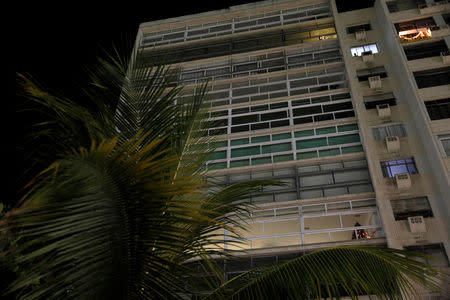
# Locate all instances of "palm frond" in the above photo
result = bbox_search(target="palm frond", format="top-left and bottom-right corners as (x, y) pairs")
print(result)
(208, 246), (448, 300)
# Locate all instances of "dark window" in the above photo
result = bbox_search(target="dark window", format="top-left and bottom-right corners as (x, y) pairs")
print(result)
(331, 93), (351, 100)
(403, 40), (448, 60)
(323, 101), (353, 113)
(209, 128), (227, 136)
(231, 125), (250, 133)
(232, 114), (258, 125)
(364, 92), (397, 109)
(261, 111), (287, 121)
(293, 116), (313, 124)
(211, 110), (228, 117)
(386, 2), (399, 13)
(292, 105), (322, 117)
(391, 197), (433, 220)
(380, 158), (418, 178)
(357, 66), (387, 82)
(425, 98), (450, 120)
(232, 107), (249, 115)
(210, 119), (228, 128)
(251, 105), (268, 112)
(404, 244), (449, 267)
(271, 119), (290, 128)
(314, 114), (334, 122)
(346, 23), (371, 34)
(334, 111), (355, 119)
(270, 102), (288, 109)
(251, 122), (270, 131)
(413, 67), (450, 89)
(336, 0), (375, 13)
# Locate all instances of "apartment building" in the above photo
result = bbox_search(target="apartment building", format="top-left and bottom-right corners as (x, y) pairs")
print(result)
(135, 0), (450, 297)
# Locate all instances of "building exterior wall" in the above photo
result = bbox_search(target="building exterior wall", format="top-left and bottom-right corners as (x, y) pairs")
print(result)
(136, 0), (449, 296)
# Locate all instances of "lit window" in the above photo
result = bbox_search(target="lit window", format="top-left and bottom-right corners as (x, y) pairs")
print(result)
(350, 44), (379, 57)
(380, 158), (418, 178)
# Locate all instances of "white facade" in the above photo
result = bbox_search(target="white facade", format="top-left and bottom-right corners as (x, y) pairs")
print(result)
(136, 0), (450, 296)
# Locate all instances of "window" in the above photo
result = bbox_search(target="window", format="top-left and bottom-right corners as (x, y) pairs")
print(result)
(403, 40), (448, 60)
(404, 244), (449, 267)
(438, 134), (450, 156)
(350, 44), (379, 57)
(380, 158), (418, 178)
(425, 98), (450, 120)
(356, 66), (387, 82)
(364, 92), (397, 109)
(391, 197), (433, 220)
(372, 123), (406, 140)
(414, 67), (450, 89)
(346, 23), (371, 34)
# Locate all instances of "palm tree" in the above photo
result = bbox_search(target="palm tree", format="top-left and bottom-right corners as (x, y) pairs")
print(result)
(3, 44), (446, 300)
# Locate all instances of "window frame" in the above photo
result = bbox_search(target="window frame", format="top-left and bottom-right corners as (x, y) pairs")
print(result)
(350, 43), (379, 57)
(380, 157), (418, 178)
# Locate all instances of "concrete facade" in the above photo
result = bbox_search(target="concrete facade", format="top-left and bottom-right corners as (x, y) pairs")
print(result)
(136, 0), (449, 297)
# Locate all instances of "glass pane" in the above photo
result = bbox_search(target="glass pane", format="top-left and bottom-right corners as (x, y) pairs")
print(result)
(208, 162), (227, 170)
(318, 148), (340, 157)
(211, 150), (227, 160)
(297, 151), (318, 159)
(231, 146), (260, 158)
(334, 169), (370, 183)
(272, 133), (292, 140)
(262, 142), (292, 154)
(273, 154), (294, 162)
(338, 123), (358, 132)
(277, 235), (301, 246)
(300, 173), (334, 187)
(294, 129), (314, 137)
(251, 135), (270, 143)
(300, 189), (323, 199)
(274, 192), (297, 202)
(296, 137), (328, 149)
(348, 184), (373, 193)
(252, 157), (272, 165)
(231, 138), (250, 146)
(341, 145), (364, 154)
(328, 134), (360, 145)
(316, 126), (336, 135)
(230, 159), (250, 168)
(323, 186), (348, 197)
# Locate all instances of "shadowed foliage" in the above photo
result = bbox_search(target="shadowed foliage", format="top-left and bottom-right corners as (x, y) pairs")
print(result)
(2, 42), (447, 299)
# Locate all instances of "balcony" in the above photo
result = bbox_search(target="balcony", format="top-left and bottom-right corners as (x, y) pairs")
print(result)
(418, 0), (450, 15)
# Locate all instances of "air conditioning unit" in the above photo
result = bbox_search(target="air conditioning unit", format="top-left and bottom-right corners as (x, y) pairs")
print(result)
(408, 216), (426, 233)
(385, 136), (400, 152)
(395, 173), (411, 189)
(376, 103), (391, 120)
(369, 76), (382, 89)
(361, 51), (374, 64)
(355, 29), (366, 41)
